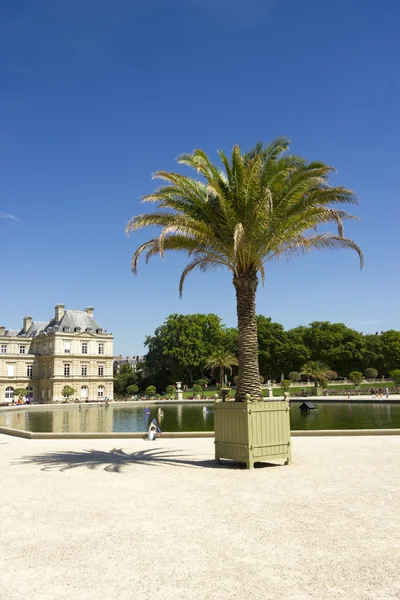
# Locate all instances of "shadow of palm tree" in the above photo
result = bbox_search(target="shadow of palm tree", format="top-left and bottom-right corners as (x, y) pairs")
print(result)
(16, 446), (280, 473)
(16, 446), (236, 473)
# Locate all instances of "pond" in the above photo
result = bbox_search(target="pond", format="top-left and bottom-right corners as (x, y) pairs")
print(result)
(1, 402), (400, 434)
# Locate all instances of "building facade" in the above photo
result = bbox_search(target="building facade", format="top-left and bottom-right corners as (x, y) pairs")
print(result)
(0, 304), (113, 403)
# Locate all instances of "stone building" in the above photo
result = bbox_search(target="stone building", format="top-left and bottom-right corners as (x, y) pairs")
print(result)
(0, 304), (113, 403)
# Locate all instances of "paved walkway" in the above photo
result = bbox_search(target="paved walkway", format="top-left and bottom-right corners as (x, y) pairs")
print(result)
(1, 434), (399, 600)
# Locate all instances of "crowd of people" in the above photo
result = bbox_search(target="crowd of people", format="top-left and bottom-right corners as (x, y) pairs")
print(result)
(370, 387), (389, 399)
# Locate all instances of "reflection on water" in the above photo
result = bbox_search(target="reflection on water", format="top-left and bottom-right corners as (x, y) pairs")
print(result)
(0, 402), (400, 434)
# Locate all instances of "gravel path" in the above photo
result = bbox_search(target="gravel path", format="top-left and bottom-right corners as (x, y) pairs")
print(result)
(1, 434), (399, 600)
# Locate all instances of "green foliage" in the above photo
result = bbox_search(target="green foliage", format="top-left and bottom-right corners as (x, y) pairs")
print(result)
(205, 349), (238, 386)
(165, 385), (176, 396)
(389, 369), (400, 385)
(292, 322), (366, 375)
(126, 384), (139, 395)
(14, 388), (27, 397)
(288, 371), (301, 382)
(114, 363), (139, 396)
(301, 360), (332, 382)
(193, 384), (202, 394)
(145, 313), (225, 385)
(194, 378), (208, 387)
(363, 335), (384, 374)
(365, 367), (378, 379)
(257, 316), (311, 381)
(381, 331), (400, 372)
(280, 379), (291, 394)
(145, 385), (156, 396)
(349, 371), (363, 386)
(61, 385), (76, 399)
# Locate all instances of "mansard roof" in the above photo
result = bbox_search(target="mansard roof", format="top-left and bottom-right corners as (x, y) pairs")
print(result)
(46, 310), (103, 333)
(2, 308), (108, 338)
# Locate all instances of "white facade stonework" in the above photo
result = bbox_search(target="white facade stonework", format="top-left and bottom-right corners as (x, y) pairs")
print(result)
(0, 305), (113, 403)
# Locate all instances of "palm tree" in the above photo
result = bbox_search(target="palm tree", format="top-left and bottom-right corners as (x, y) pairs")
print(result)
(300, 360), (333, 394)
(205, 350), (238, 388)
(127, 138), (363, 401)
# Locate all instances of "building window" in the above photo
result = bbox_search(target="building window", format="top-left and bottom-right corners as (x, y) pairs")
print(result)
(81, 386), (88, 399)
(5, 387), (14, 400)
(63, 327), (70, 332)
(98, 364), (104, 377)
(7, 364), (14, 377)
(19, 345), (26, 354)
(64, 341), (71, 353)
(81, 364), (87, 377)
(27, 364), (33, 377)
(26, 386), (33, 400)
(98, 385), (104, 398)
(1, 345), (7, 353)
(81, 343), (88, 354)
(64, 364), (70, 377)
(98, 343), (104, 355)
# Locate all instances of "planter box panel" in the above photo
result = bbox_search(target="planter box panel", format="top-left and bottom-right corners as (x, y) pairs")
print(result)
(214, 404), (248, 445)
(214, 399), (291, 469)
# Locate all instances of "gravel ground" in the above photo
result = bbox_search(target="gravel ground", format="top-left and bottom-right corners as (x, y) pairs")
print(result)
(0, 434), (399, 600)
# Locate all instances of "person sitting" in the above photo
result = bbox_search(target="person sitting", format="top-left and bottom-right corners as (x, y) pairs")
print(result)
(147, 418), (162, 440)
(147, 424), (157, 440)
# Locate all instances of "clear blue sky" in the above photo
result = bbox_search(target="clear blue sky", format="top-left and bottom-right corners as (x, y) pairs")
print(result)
(1, 0), (399, 355)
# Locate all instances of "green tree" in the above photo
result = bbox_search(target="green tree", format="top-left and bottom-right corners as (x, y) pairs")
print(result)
(126, 384), (139, 396)
(363, 334), (384, 374)
(364, 367), (378, 379)
(291, 322), (366, 375)
(205, 350), (238, 387)
(380, 331), (400, 373)
(165, 384), (176, 396)
(389, 369), (400, 385)
(349, 371), (363, 386)
(145, 385), (156, 396)
(127, 138), (362, 401)
(301, 360), (333, 395)
(114, 363), (139, 396)
(288, 371), (301, 383)
(14, 388), (27, 398)
(145, 313), (225, 385)
(61, 385), (76, 400)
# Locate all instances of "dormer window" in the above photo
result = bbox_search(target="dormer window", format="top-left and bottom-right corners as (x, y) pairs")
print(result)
(74, 327), (81, 333)
(85, 328), (92, 333)
(96, 329), (103, 334)
(63, 327), (70, 332)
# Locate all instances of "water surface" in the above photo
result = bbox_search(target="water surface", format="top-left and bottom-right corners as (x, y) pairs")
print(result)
(1, 402), (399, 433)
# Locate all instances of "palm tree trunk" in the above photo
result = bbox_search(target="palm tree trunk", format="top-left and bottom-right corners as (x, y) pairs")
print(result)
(233, 271), (263, 402)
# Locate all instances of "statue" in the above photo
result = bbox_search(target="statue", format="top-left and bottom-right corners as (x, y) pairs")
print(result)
(176, 381), (183, 401)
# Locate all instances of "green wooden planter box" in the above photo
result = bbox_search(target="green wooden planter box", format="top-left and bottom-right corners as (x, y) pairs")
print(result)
(214, 399), (292, 469)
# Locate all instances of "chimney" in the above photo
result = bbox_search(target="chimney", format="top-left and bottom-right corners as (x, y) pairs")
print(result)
(55, 304), (65, 322)
(0, 326), (5, 336)
(85, 306), (94, 318)
(23, 316), (33, 333)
